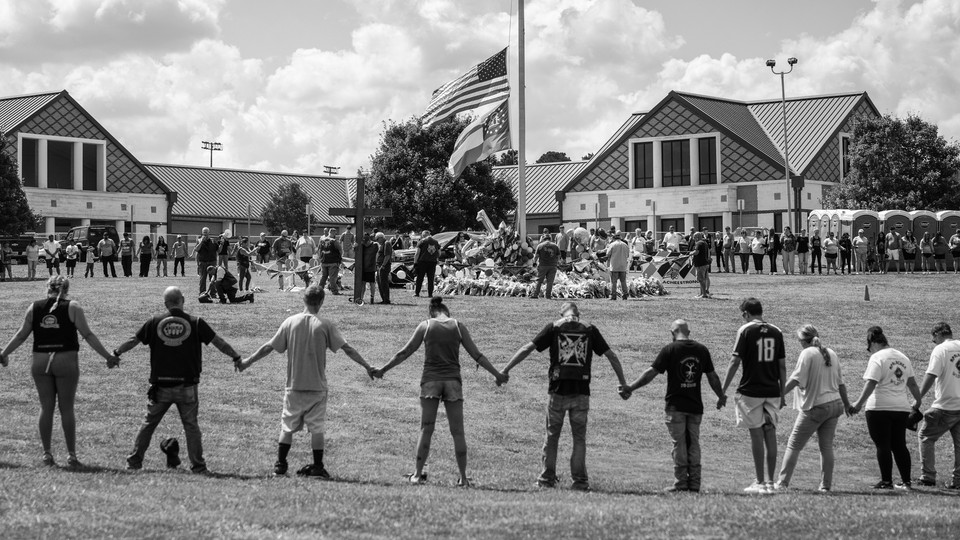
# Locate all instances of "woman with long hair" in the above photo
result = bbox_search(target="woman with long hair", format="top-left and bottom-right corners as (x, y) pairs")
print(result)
(919, 232), (934, 274)
(0, 276), (118, 467)
(849, 326), (921, 489)
(751, 230), (766, 275)
(374, 297), (506, 486)
(136, 235), (153, 278)
(154, 236), (169, 277)
(775, 325), (851, 491)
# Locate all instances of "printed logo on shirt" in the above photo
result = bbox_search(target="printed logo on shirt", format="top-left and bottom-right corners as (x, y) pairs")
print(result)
(557, 332), (588, 367)
(157, 316), (192, 347)
(890, 360), (907, 386)
(426, 244), (437, 255)
(40, 314), (60, 329)
(949, 352), (960, 379)
(679, 356), (701, 388)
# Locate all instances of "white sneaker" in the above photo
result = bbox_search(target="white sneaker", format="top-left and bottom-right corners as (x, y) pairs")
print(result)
(762, 481), (776, 494)
(772, 481), (790, 492)
(743, 481), (766, 493)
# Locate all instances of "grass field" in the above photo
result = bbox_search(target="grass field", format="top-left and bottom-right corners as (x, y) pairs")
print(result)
(1, 263), (959, 539)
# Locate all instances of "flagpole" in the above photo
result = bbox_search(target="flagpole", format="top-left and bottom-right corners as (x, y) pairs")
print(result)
(516, 0), (527, 243)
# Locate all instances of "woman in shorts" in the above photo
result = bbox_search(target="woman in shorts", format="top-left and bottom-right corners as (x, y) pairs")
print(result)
(375, 297), (505, 486)
(823, 231), (840, 275)
(932, 232), (948, 273)
(750, 230), (766, 274)
(0, 276), (118, 467)
(154, 236), (169, 277)
(26, 238), (39, 280)
(775, 325), (851, 491)
(901, 231), (917, 273)
(136, 235), (153, 278)
(919, 232), (934, 274)
(796, 229), (810, 274)
(849, 326), (921, 489)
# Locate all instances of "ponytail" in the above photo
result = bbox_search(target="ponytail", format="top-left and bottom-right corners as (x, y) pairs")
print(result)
(797, 324), (831, 366)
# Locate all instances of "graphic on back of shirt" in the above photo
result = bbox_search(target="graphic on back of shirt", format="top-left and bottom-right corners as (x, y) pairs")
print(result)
(40, 313), (61, 329)
(157, 315), (192, 347)
(949, 352), (960, 379)
(553, 324), (592, 381)
(679, 356), (701, 389)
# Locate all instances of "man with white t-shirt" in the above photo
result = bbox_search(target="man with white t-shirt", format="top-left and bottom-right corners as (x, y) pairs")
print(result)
(915, 322), (960, 490)
(662, 226), (683, 255)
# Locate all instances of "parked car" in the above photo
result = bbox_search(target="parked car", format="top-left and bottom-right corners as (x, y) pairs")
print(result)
(59, 226), (121, 258)
(0, 234), (38, 264)
(390, 231), (486, 285)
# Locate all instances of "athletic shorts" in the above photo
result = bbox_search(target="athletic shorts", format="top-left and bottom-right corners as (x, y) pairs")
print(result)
(825, 253), (838, 260)
(935, 253), (946, 260)
(280, 389), (327, 434)
(886, 249), (900, 261)
(734, 394), (779, 429)
(361, 272), (375, 283)
(420, 379), (463, 402)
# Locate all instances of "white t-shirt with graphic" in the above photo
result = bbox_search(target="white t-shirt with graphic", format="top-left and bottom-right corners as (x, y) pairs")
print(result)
(863, 348), (915, 412)
(927, 339), (960, 411)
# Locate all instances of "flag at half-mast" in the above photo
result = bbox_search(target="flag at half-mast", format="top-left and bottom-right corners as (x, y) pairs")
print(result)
(447, 98), (510, 178)
(422, 48), (509, 128)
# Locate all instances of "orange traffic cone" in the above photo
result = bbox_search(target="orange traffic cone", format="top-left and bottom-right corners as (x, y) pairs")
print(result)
(864, 285), (870, 301)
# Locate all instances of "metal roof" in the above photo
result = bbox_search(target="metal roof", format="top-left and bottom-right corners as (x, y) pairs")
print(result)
(0, 91), (62, 134)
(144, 163), (353, 224)
(748, 93), (863, 175)
(677, 93), (783, 164)
(494, 160), (587, 215)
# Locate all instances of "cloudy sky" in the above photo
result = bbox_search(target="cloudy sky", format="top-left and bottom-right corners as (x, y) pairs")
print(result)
(1, 0), (957, 175)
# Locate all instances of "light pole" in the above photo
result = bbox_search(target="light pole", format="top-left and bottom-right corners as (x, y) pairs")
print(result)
(323, 165), (340, 176)
(766, 57), (798, 232)
(201, 141), (222, 168)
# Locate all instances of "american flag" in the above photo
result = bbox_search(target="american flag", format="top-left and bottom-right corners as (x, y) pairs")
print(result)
(422, 48), (509, 128)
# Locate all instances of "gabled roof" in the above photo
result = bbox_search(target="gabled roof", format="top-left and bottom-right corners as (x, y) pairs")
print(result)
(493, 160), (587, 215)
(144, 163), (353, 224)
(0, 91), (61, 134)
(559, 113), (644, 193)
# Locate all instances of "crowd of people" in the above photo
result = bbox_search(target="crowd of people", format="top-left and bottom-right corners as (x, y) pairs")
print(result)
(2, 279), (958, 494)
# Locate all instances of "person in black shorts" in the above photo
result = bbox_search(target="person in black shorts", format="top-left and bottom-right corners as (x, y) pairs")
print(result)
(358, 232), (377, 304)
(624, 319), (726, 492)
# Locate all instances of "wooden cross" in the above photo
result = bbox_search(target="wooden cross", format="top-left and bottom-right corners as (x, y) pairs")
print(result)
(329, 176), (392, 304)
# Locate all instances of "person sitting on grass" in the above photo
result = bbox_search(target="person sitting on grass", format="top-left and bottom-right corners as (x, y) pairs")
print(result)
(239, 284), (374, 478)
(373, 297), (506, 487)
(502, 301), (630, 491)
(201, 265), (254, 304)
(622, 319), (726, 493)
(114, 286), (243, 474)
(721, 297), (786, 494)
(0, 276), (119, 468)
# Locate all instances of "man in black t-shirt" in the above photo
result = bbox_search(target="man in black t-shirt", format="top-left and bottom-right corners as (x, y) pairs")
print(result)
(721, 297), (786, 494)
(625, 320), (726, 492)
(533, 237), (561, 299)
(114, 286), (242, 473)
(503, 302), (629, 491)
(413, 230), (441, 297)
(255, 233), (271, 264)
(691, 232), (712, 299)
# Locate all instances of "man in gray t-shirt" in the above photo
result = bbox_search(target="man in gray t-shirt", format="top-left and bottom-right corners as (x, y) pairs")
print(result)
(533, 238), (560, 299)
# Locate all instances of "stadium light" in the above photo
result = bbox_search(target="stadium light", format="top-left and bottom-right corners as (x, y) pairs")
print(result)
(201, 141), (223, 168)
(767, 57), (799, 232)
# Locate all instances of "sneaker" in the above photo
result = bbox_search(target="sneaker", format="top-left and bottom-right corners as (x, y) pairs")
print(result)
(818, 487), (831, 493)
(570, 483), (591, 492)
(41, 453), (56, 467)
(895, 481), (912, 490)
(772, 482), (791, 492)
(67, 455), (82, 469)
(944, 483), (960, 491)
(191, 466), (211, 476)
(274, 461), (288, 476)
(456, 477), (472, 488)
(873, 480), (894, 490)
(536, 478), (557, 488)
(663, 486), (688, 493)
(916, 478), (937, 487)
(126, 459), (142, 470)
(296, 464), (330, 479)
(406, 472), (427, 484)
(743, 481), (766, 493)
(762, 482), (775, 494)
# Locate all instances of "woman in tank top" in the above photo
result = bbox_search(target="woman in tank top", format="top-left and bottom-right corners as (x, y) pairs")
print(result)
(0, 276), (119, 468)
(374, 297), (506, 487)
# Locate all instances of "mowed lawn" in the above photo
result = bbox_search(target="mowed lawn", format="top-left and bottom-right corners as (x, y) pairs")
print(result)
(1, 264), (959, 539)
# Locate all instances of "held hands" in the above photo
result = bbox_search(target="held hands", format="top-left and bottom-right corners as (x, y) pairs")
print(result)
(716, 395), (727, 410)
(236, 358), (252, 373)
(106, 355), (121, 369)
(494, 370), (509, 386)
(368, 367), (385, 379)
(848, 403), (862, 416)
(617, 384), (632, 400)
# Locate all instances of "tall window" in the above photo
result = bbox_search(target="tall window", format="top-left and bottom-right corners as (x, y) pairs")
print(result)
(47, 140), (74, 189)
(82, 143), (99, 191)
(21, 138), (39, 187)
(841, 136), (851, 178)
(662, 139), (690, 187)
(633, 142), (653, 188)
(698, 137), (717, 184)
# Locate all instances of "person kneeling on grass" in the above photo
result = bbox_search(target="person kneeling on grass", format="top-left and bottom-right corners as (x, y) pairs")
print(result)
(114, 286), (243, 474)
(201, 265), (254, 304)
(623, 319), (726, 493)
(372, 297), (506, 487)
(502, 301), (630, 491)
(239, 284), (374, 478)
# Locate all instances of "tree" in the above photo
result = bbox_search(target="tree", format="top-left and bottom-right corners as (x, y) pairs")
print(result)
(365, 117), (516, 232)
(823, 114), (960, 211)
(260, 183), (313, 234)
(494, 149), (518, 166)
(0, 144), (43, 235)
(581, 152), (595, 161)
(535, 150), (571, 164)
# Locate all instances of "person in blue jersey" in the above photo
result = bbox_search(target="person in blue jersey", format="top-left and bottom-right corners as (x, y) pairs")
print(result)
(721, 297), (787, 494)
(0, 276), (119, 468)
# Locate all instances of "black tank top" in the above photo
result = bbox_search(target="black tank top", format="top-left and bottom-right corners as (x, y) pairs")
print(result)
(32, 298), (80, 353)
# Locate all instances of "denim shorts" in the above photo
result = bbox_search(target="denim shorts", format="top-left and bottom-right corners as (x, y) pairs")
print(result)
(420, 379), (463, 402)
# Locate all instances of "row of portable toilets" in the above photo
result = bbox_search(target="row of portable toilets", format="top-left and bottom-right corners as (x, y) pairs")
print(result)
(808, 209), (960, 259)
